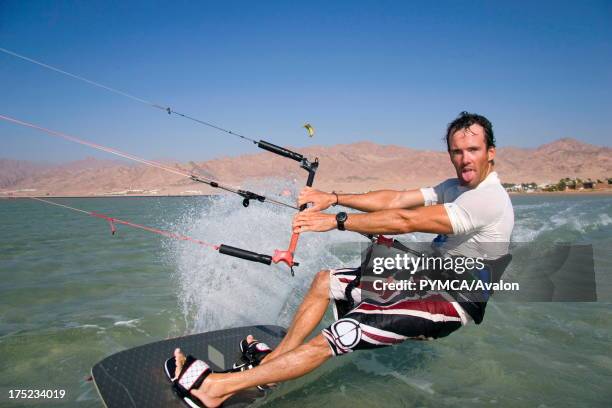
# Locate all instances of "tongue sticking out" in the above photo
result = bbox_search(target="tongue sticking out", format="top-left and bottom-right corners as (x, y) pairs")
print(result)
(461, 168), (476, 184)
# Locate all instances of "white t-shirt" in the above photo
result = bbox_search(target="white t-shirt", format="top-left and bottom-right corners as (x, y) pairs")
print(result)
(420, 172), (514, 259)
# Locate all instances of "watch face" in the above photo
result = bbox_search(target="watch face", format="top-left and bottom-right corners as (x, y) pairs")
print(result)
(336, 212), (348, 222)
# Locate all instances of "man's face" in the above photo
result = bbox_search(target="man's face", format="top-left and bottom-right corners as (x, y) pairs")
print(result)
(448, 124), (495, 188)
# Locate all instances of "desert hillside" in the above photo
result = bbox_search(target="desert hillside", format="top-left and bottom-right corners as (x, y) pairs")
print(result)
(1, 138), (610, 197)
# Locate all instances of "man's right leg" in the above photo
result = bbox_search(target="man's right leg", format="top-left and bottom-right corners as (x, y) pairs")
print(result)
(263, 269), (331, 362)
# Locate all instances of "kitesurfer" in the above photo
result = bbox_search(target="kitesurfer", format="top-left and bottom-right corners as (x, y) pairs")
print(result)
(172, 111), (514, 407)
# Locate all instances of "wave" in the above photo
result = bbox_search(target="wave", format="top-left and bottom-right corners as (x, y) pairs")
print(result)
(512, 199), (612, 242)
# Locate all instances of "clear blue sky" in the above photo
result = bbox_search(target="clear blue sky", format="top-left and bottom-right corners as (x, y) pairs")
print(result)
(1, 0), (610, 162)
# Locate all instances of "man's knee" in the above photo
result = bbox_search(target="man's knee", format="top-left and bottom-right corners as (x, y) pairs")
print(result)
(304, 334), (333, 359)
(310, 269), (330, 297)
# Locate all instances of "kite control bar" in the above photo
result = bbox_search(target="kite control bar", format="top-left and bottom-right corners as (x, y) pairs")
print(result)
(268, 142), (318, 275)
(218, 141), (318, 275)
(270, 165), (315, 275)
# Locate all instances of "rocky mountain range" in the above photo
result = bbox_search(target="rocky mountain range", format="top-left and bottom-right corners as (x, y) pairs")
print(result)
(1, 138), (610, 197)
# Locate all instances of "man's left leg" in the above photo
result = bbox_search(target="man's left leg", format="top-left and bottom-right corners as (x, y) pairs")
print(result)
(191, 334), (332, 407)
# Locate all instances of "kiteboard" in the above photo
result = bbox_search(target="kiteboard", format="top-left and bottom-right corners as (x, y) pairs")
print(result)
(92, 325), (287, 408)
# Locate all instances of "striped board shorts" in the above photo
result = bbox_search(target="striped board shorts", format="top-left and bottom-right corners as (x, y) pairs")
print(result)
(321, 267), (469, 356)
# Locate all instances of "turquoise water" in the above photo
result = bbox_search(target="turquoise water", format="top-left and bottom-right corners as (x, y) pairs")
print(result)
(1, 194), (611, 407)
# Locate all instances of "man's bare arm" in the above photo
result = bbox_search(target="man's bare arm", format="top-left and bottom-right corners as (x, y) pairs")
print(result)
(337, 189), (426, 212)
(298, 187), (426, 212)
(293, 204), (453, 236)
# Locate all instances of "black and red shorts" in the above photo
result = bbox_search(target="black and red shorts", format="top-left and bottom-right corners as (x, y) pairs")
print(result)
(322, 267), (468, 356)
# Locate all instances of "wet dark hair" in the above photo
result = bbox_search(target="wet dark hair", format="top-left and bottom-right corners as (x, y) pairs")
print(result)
(445, 111), (495, 151)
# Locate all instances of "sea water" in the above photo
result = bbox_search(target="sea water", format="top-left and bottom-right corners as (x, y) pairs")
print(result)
(0, 192), (610, 407)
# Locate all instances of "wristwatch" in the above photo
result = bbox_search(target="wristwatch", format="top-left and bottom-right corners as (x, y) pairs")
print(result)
(336, 212), (348, 231)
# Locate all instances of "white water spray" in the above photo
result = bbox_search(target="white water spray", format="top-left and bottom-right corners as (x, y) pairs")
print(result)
(165, 178), (362, 333)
